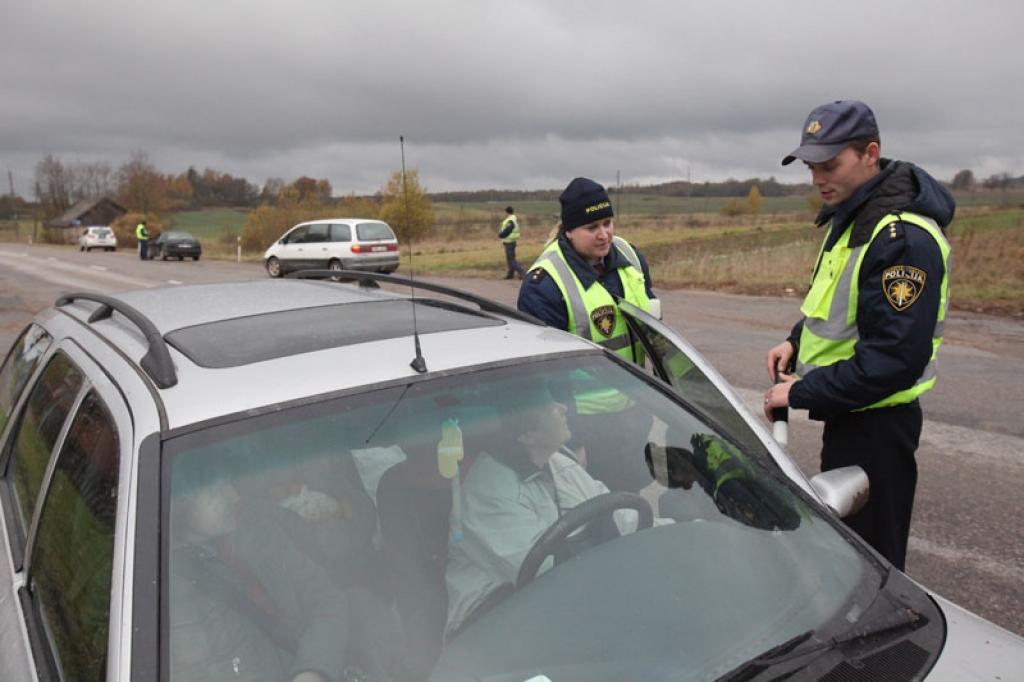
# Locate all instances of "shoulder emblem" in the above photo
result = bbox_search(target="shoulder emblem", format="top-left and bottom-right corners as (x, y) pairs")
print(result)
(882, 265), (926, 311)
(528, 267), (547, 283)
(590, 305), (617, 337)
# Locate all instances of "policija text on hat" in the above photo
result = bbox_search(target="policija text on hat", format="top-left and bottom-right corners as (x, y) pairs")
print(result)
(763, 100), (954, 571)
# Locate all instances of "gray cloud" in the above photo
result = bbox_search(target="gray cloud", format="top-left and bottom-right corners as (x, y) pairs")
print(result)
(2, 0), (1022, 196)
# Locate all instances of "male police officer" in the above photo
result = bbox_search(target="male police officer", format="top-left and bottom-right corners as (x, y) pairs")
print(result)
(498, 206), (525, 279)
(763, 100), (954, 570)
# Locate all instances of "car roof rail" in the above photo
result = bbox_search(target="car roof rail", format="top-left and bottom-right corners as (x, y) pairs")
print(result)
(55, 292), (178, 388)
(290, 269), (544, 326)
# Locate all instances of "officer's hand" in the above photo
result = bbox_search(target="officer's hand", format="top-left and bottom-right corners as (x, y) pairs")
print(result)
(763, 374), (796, 421)
(766, 341), (795, 382)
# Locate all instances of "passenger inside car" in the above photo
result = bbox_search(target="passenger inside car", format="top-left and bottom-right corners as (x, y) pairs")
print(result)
(168, 453), (388, 682)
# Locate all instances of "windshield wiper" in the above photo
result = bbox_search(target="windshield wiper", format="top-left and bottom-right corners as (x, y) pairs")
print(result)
(716, 606), (924, 682)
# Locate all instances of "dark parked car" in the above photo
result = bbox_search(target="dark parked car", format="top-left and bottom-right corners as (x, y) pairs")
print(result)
(152, 230), (202, 261)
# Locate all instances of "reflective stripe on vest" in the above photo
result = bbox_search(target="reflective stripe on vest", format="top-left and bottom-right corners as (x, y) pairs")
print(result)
(531, 236), (650, 361)
(501, 215), (520, 243)
(797, 212), (951, 410)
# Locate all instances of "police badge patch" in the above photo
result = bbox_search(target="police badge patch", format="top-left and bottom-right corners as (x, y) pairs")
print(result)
(882, 265), (926, 311)
(590, 305), (616, 337)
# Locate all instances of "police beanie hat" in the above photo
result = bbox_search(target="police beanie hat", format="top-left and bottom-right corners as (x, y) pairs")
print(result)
(559, 177), (613, 231)
(506, 206), (514, 214)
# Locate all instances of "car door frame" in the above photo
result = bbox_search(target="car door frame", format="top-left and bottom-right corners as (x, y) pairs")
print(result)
(0, 338), (135, 682)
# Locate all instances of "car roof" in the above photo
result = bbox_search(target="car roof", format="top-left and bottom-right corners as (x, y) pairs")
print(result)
(52, 279), (592, 430)
(295, 218), (390, 226)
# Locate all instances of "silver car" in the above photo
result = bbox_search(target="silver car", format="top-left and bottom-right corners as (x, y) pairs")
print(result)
(0, 273), (1021, 682)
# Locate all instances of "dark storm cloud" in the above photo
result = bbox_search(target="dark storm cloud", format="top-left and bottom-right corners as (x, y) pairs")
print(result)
(1, 0), (1022, 195)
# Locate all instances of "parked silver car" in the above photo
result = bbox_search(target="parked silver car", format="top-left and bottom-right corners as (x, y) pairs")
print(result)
(1, 273), (1021, 682)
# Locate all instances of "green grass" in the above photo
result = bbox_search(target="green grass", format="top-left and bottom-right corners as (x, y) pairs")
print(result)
(166, 208), (250, 240)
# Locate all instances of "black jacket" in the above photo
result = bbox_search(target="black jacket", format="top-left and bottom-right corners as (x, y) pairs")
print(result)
(787, 160), (955, 418)
(516, 234), (655, 331)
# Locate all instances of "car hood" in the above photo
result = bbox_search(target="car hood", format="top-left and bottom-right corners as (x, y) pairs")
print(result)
(925, 593), (1024, 680)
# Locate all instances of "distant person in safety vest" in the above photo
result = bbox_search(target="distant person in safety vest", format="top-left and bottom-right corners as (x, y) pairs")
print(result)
(498, 206), (525, 280)
(763, 100), (954, 570)
(135, 220), (150, 260)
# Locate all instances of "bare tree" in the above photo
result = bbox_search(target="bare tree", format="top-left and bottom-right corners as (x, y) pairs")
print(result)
(34, 154), (72, 218)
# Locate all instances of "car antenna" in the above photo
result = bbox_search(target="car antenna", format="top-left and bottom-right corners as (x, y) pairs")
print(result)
(401, 135), (428, 374)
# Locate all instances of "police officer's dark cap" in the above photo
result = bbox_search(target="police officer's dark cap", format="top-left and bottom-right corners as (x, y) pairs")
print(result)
(560, 177), (614, 231)
(782, 100), (879, 166)
(505, 206), (514, 214)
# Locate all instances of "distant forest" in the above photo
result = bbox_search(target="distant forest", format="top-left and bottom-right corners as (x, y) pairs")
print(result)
(428, 177), (812, 202)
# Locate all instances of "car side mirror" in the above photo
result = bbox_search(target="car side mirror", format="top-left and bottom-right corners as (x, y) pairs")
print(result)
(809, 466), (869, 518)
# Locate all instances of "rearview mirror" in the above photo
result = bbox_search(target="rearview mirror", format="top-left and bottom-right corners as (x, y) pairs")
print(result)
(809, 466), (869, 518)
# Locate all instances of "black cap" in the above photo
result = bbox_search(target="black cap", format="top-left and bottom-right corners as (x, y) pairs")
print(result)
(505, 206), (514, 214)
(559, 177), (613, 231)
(782, 100), (879, 166)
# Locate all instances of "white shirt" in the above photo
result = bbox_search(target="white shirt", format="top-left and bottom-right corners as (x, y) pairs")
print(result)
(444, 450), (641, 636)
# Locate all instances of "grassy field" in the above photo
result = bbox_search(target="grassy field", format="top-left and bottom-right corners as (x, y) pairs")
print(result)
(3, 196), (1022, 317)
(403, 204), (1024, 318)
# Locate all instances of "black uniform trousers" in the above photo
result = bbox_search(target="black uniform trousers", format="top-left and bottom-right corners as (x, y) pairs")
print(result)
(503, 242), (525, 278)
(820, 400), (922, 571)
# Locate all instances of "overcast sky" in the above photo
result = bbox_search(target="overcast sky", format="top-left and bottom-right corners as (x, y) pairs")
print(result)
(2, 0), (1022, 197)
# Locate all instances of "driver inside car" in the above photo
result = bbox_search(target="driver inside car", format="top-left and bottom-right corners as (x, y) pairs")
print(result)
(444, 383), (669, 638)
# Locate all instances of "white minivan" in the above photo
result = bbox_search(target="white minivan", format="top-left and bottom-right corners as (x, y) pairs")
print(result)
(263, 218), (400, 277)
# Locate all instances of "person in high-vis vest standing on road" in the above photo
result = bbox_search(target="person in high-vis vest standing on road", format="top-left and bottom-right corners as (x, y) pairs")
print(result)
(136, 220), (150, 261)
(498, 206), (525, 280)
(518, 177), (658, 491)
(763, 100), (954, 570)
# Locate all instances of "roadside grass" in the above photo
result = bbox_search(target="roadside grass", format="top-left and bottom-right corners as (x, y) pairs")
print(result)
(4, 198), (1021, 317)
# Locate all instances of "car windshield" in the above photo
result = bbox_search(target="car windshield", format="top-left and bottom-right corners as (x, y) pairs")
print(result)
(356, 221), (395, 241)
(163, 231), (193, 240)
(162, 355), (879, 681)
(90, 227), (111, 236)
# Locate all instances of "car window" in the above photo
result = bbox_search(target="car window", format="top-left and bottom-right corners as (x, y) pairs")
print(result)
(7, 353), (84, 542)
(28, 390), (119, 682)
(305, 224), (330, 243)
(330, 224), (351, 242)
(284, 225), (309, 244)
(355, 222), (395, 241)
(0, 324), (53, 437)
(161, 355), (875, 682)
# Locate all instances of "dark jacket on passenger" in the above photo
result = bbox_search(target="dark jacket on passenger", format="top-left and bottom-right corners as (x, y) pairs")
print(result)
(516, 233), (655, 331)
(787, 159), (956, 418)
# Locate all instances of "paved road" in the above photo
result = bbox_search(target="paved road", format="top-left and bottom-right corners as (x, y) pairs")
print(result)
(2, 243), (1022, 636)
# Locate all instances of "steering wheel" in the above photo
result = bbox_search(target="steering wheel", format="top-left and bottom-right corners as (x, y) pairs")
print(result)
(516, 492), (653, 588)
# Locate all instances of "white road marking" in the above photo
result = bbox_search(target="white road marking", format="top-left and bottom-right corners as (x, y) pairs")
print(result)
(0, 249), (155, 290)
(167, 280), (182, 285)
(90, 265), (108, 271)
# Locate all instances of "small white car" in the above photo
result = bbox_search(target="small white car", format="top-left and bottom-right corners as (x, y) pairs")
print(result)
(263, 218), (400, 278)
(77, 225), (117, 252)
